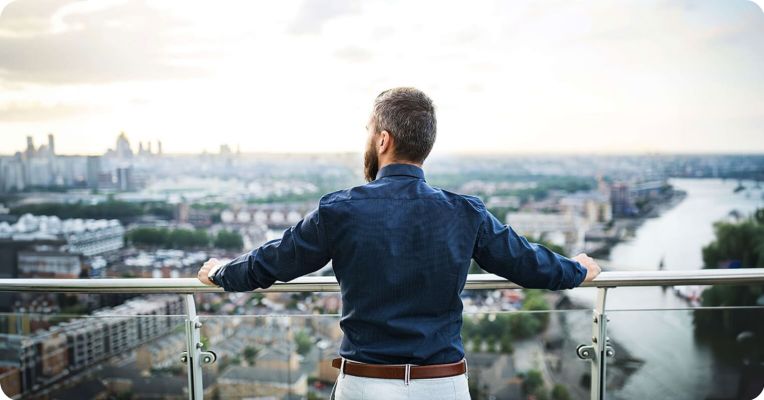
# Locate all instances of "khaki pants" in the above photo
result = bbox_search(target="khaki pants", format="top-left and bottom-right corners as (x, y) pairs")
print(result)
(330, 372), (471, 400)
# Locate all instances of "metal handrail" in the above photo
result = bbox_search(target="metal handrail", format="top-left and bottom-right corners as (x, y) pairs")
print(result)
(0, 268), (763, 294)
(3, 268), (763, 400)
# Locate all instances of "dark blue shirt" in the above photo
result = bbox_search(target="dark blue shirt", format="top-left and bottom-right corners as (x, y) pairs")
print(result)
(214, 163), (587, 365)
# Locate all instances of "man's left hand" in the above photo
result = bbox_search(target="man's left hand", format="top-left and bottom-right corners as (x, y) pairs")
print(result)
(198, 258), (223, 286)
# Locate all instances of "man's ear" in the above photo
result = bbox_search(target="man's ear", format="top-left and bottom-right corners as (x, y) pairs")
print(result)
(379, 131), (392, 154)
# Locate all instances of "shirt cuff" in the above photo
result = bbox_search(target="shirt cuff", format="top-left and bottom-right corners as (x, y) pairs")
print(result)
(573, 261), (588, 287)
(207, 263), (224, 286)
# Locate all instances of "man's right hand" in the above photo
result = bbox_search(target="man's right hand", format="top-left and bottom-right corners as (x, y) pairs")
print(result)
(572, 253), (601, 282)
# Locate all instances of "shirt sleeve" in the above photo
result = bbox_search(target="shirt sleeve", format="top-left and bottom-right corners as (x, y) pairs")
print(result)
(214, 207), (331, 292)
(472, 205), (587, 290)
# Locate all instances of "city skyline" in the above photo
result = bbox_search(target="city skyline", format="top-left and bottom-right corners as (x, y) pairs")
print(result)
(1, 1), (764, 155)
(6, 131), (764, 157)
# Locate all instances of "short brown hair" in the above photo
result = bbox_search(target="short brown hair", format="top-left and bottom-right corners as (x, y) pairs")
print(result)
(372, 87), (437, 163)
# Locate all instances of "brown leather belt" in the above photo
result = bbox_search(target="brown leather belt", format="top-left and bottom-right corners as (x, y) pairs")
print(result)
(331, 357), (467, 380)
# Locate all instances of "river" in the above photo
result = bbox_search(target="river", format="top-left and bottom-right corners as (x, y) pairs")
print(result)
(568, 178), (764, 399)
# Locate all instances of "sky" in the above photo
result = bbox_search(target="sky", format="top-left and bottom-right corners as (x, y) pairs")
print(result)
(0, 0), (763, 156)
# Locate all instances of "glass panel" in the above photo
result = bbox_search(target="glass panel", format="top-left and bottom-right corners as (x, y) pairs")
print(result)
(606, 307), (764, 400)
(200, 289), (593, 400)
(0, 295), (187, 399)
(198, 312), (323, 400)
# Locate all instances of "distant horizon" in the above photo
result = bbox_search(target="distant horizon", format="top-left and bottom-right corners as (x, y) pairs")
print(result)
(3, 145), (764, 158)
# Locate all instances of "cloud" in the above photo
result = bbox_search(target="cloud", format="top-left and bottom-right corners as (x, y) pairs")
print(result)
(0, 0), (77, 34)
(0, 0), (216, 84)
(0, 101), (99, 121)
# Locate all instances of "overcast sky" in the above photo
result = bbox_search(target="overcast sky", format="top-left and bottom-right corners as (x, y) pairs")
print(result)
(1, 0), (763, 155)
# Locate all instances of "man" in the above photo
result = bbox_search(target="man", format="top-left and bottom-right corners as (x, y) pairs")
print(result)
(198, 87), (601, 399)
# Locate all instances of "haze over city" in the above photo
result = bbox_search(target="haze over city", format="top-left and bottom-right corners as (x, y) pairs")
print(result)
(2, 0), (764, 155)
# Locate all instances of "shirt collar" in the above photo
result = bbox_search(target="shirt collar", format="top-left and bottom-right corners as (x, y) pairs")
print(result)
(375, 163), (426, 181)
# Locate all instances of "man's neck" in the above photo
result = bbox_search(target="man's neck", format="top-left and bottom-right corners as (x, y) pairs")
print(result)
(378, 159), (423, 170)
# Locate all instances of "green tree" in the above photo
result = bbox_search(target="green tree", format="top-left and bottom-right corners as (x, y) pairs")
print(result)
(127, 227), (211, 248)
(499, 331), (514, 354)
(485, 336), (496, 353)
(695, 209), (764, 341)
(294, 330), (313, 356)
(168, 228), (209, 248)
(127, 227), (169, 246)
(523, 369), (544, 395)
(215, 230), (244, 250)
(551, 384), (572, 400)
(244, 346), (258, 365)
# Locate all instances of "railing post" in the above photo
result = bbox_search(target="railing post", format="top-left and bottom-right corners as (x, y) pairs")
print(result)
(182, 294), (204, 400)
(576, 287), (615, 400)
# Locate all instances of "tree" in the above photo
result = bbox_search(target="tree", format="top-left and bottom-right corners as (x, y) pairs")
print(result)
(499, 331), (514, 354)
(695, 209), (764, 341)
(127, 227), (169, 246)
(485, 336), (497, 353)
(294, 330), (313, 356)
(215, 230), (244, 250)
(523, 369), (544, 395)
(551, 384), (572, 400)
(127, 227), (213, 248)
(244, 346), (258, 365)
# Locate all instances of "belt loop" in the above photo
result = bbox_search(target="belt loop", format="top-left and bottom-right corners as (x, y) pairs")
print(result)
(464, 358), (469, 379)
(404, 364), (411, 386)
(340, 358), (346, 379)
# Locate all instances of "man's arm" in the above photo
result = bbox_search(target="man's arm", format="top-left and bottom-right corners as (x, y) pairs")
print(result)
(472, 204), (600, 290)
(197, 207), (331, 291)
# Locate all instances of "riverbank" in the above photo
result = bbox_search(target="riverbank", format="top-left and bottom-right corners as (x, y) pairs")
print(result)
(587, 188), (687, 260)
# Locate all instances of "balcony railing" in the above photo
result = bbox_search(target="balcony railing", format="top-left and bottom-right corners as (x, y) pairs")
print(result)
(1, 269), (764, 400)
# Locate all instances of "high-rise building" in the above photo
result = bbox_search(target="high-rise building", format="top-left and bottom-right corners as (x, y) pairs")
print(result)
(116, 167), (134, 191)
(0, 156), (26, 192)
(610, 182), (638, 217)
(86, 156), (101, 189)
(25, 137), (34, 158)
(115, 132), (133, 159)
(47, 134), (55, 156)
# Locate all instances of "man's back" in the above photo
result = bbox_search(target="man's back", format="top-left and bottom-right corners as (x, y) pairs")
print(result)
(324, 163), (481, 365)
(321, 163), (586, 365)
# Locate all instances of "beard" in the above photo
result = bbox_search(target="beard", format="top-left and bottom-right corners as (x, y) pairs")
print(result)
(363, 140), (379, 183)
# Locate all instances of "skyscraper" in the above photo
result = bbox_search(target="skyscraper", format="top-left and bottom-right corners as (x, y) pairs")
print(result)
(115, 132), (133, 159)
(47, 134), (55, 156)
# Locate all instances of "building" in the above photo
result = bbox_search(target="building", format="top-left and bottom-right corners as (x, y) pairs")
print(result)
(0, 295), (184, 398)
(86, 156), (102, 189)
(218, 365), (308, 399)
(559, 192), (613, 224)
(18, 250), (82, 278)
(135, 332), (185, 372)
(506, 211), (587, 255)
(176, 202), (214, 227)
(610, 182), (638, 217)
(0, 155), (26, 192)
(64, 218), (125, 256)
(116, 166), (135, 191)
(115, 132), (134, 159)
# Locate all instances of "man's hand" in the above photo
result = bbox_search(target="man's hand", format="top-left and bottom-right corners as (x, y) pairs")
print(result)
(197, 258), (223, 286)
(572, 253), (601, 282)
